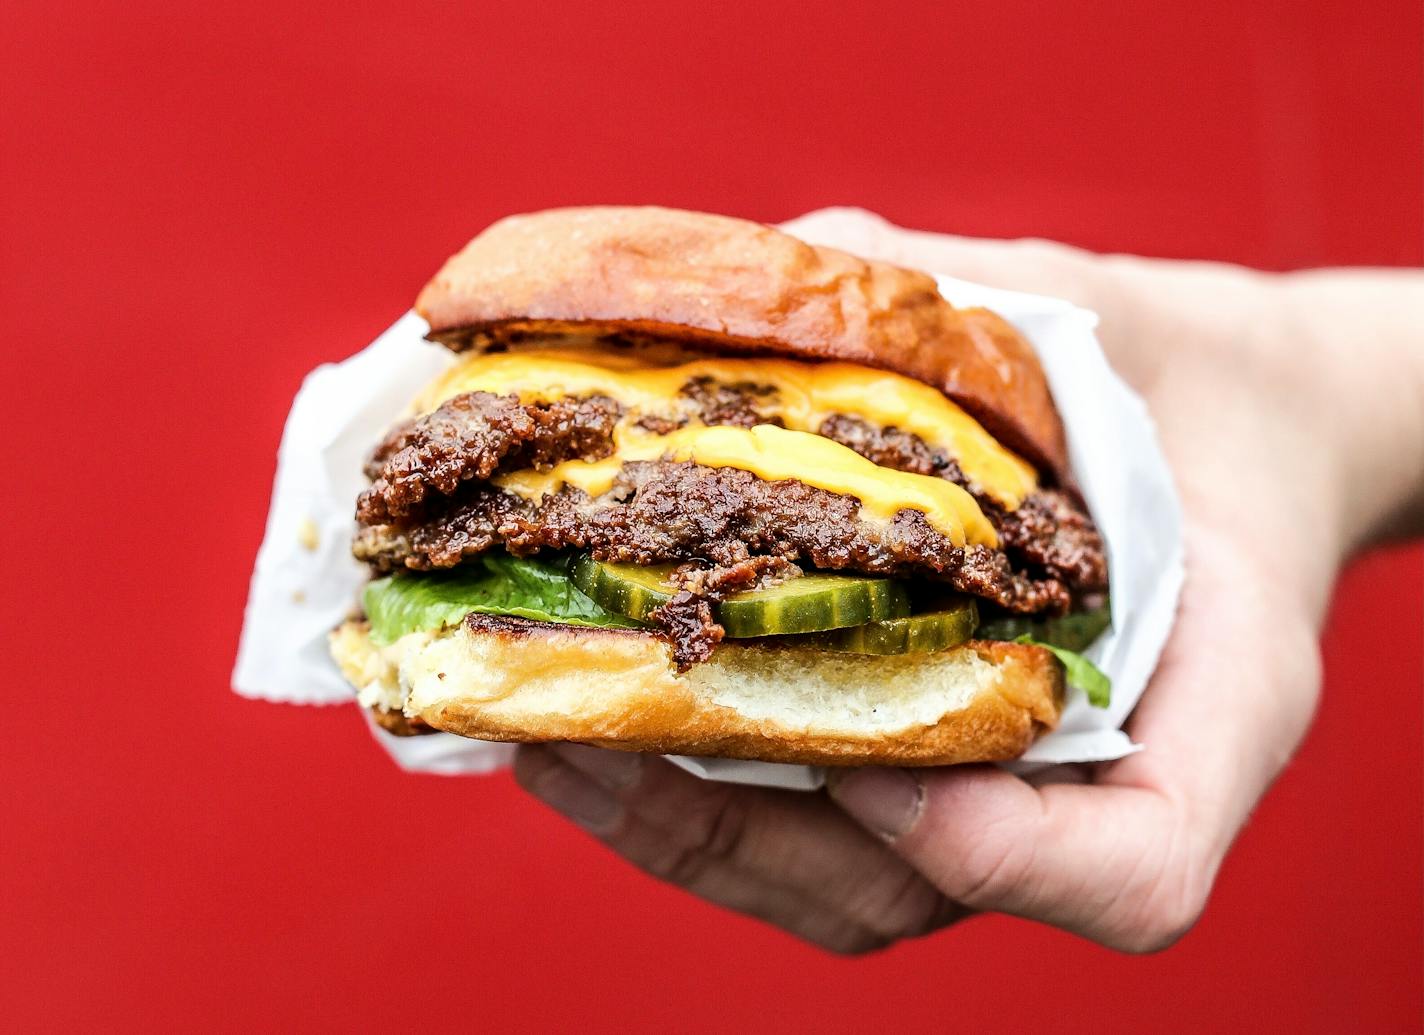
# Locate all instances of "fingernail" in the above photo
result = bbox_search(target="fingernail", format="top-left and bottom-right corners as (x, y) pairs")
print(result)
(531, 763), (624, 834)
(828, 768), (923, 842)
(551, 742), (644, 790)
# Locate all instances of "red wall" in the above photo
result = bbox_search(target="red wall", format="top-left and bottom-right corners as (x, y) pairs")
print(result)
(3, 2), (1420, 1031)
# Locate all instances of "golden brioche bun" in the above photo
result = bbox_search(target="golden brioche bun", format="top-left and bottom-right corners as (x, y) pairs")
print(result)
(331, 614), (1065, 767)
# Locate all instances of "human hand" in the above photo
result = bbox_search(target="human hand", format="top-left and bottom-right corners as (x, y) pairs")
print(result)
(515, 210), (1424, 953)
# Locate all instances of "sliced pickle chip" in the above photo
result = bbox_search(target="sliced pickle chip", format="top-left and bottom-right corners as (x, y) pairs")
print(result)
(569, 555), (677, 623)
(717, 572), (911, 637)
(568, 555), (911, 637)
(797, 598), (979, 655)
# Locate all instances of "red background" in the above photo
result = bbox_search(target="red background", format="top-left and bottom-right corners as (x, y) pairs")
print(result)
(3, 2), (1420, 1031)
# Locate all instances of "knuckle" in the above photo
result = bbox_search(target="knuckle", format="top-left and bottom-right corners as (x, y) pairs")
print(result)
(1116, 888), (1206, 954)
(1112, 839), (1212, 954)
(697, 788), (754, 862)
(853, 865), (950, 942)
(813, 921), (896, 957)
(641, 790), (751, 889)
(823, 933), (891, 957)
(947, 822), (1034, 910)
(642, 842), (715, 889)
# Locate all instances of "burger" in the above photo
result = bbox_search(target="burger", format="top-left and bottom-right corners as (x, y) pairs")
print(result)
(330, 207), (1111, 766)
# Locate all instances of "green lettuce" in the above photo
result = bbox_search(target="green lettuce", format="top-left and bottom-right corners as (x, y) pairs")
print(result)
(362, 554), (645, 645)
(975, 603), (1112, 707)
(1013, 635), (1111, 708)
(975, 603), (1111, 653)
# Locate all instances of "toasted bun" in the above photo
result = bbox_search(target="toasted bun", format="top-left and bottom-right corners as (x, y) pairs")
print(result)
(331, 614), (1064, 767)
(415, 206), (1069, 482)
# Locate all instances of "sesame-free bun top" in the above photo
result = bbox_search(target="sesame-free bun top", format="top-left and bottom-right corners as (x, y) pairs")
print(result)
(416, 206), (1069, 481)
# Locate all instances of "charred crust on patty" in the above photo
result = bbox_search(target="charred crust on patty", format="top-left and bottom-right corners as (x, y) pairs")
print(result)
(358, 392), (622, 524)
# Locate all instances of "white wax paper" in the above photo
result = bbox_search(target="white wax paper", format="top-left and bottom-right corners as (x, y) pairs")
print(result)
(233, 211), (1183, 790)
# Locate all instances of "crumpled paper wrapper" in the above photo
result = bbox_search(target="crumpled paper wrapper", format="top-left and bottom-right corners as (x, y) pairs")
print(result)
(233, 211), (1184, 790)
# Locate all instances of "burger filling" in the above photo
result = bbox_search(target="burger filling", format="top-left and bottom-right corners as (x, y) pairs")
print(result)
(348, 345), (1110, 696)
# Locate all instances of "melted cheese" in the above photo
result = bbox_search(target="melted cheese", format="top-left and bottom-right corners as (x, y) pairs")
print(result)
(412, 346), (1039, 547)
(496, 424), (997, 547)
(417, 348), (1037, 508)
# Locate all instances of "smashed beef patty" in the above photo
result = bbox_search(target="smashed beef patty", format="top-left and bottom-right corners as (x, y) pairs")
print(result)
(355, 460), (1080, 668)
(359, 392), (622, 523)
(358, 387), (1108, 594)
(355, 460), (1074, 615)
(817, 414), (1106, 590)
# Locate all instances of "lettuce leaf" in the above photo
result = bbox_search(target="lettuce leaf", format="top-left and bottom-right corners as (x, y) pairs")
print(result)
(362, 554), (645, 645)
(1013, 635), (1111, 708)
(975, 603), (1111, 653)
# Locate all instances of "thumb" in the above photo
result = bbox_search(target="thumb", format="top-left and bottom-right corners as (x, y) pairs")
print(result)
(827, 765), (1204, 952)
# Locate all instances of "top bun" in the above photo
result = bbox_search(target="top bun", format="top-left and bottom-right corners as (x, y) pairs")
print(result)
(416, 206), (1068, 481)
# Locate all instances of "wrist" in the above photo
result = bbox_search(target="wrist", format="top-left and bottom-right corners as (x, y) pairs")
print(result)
(1273, 269), (1424, 552)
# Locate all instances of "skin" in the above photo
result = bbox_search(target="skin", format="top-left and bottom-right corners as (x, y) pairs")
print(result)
(513, 210), (1424, 953)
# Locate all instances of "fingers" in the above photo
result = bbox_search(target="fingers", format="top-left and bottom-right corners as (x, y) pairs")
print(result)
(514, 743), (964, 953)
(780, 207), (1109, 307)
(780, 206), (1246, 394)
(829, 765), (1199, 952)
(1103, 521), (1322, 852)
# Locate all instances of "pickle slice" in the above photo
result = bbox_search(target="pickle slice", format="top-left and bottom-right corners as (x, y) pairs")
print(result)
(568, 555), (911, 637)
(718, 573), (911, 637)
(798, 598), (978, 655)
(569, 555), (678, 623)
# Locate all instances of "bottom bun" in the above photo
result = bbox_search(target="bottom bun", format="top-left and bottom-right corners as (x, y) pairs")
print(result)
(330, 613), (1065, 766)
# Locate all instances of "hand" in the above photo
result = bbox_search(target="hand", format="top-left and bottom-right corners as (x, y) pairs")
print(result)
(515, 210), (1424, 953)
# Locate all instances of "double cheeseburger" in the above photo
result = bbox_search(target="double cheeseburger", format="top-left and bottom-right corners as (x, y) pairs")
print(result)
(330, 207), (1110, 766)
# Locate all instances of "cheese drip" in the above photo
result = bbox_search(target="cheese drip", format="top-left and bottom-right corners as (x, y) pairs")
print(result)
(417, 348), (1037, 508)
(495, 424), (998, 548)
